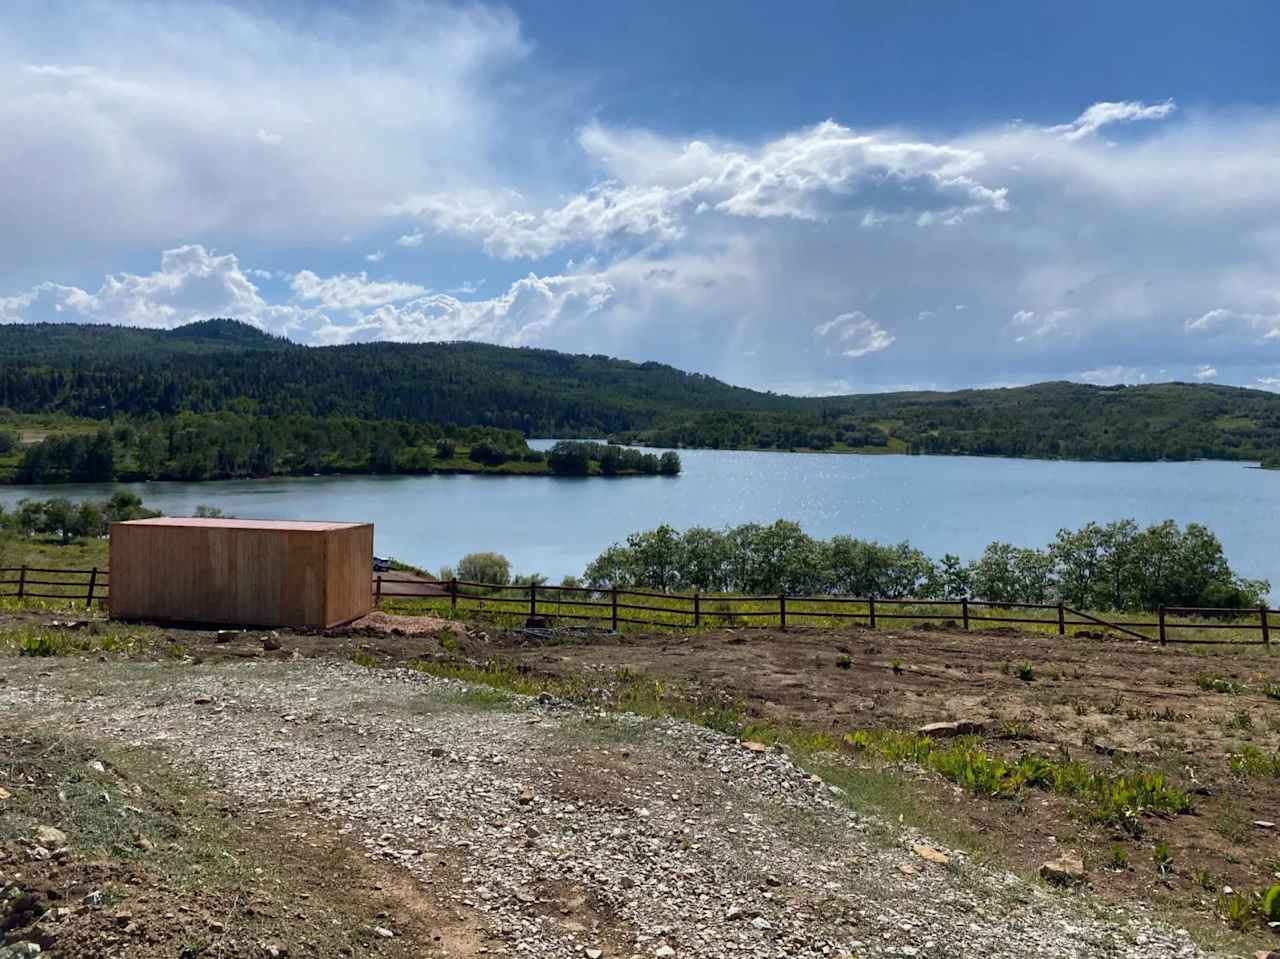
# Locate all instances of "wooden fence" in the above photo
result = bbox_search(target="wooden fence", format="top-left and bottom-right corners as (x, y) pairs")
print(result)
(0, 565), (1270, 646)
(0, 566), (105, 607)
(377, 577), (1277, 647)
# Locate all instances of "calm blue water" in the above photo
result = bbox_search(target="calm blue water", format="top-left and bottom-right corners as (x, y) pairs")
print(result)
(0, 447), (1275, 589)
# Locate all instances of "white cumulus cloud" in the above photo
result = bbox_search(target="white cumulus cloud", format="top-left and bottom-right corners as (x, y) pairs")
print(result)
(814, 311), (895, 357)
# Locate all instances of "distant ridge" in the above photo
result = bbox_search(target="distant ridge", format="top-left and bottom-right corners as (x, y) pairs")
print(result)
(0, 318), (1277, 463)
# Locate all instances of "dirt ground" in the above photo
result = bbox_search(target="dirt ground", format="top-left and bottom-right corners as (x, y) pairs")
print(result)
(0, 733), (487, 958)
(5, 609), (1280, 948)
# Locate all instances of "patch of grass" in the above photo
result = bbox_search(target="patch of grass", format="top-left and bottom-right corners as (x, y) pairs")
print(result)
(845, 729), (1193, 834)
(350, 648), (380, 668)
(0, 733), (248, 891)
(1264, 680), (1280, 701)
(1153, 840), (1174, 876)
(1106, 845), (1129, 871)
(1217, 883), (1280, 932)
(835, 654), (852, 670)
(1228, 744), (1280, 779)
(1197, 674), (1244, 695)
(1226, 710), (1253, 731)
(1014, 660), (1035, 682)
(0, 623), (163, 659)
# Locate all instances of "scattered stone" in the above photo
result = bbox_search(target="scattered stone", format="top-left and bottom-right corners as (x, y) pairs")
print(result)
(1253, 820), (1276, 830)
(517, 788), (536, 805)
(1039, 854), (1086, 886)
(740, 741), (768, 754)
(0, 943), (43, 958)
(917, 720), (984, 738)
(0, 787), (11, 801)
(654, 946), (675, 958)
(750, 916), (773, 930)
(585, 949), (603, 959)
(373, 926), (394, 938)
(33, 825), (66, 848)
(262, 635), (282, 652)
(214, 630), (238, 644)
(194, 695), (214, 705)
(88, 760), (106, 774)
(134, 833), (154, 850)
(912, 844), (950, 866)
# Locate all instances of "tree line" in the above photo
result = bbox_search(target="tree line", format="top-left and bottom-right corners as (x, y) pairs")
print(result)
(3, 320), (1279, 465)
(9, 415), (678, 483)
(1, 493), (159, 545)
(574, 518), (1269, 612)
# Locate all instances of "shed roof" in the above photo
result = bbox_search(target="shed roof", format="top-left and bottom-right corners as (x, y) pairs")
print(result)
(114, 517), (367, 532)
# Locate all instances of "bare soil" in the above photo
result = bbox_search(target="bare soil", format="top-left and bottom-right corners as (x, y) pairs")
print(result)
(477, 624), (1280, 933)
(5, 609), (1279, 947)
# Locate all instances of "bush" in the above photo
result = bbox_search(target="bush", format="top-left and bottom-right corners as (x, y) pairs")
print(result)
(547, 441), (593, 476)
(457, 552), (511, 586)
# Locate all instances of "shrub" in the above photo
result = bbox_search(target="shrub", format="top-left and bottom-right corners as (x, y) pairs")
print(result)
(457, 552), (512, 586)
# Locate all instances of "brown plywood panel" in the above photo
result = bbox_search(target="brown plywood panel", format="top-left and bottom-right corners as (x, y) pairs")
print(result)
(324, 524), (374, 627)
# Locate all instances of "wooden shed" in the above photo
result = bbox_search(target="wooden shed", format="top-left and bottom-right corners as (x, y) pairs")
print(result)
(109, 518), (374, 628)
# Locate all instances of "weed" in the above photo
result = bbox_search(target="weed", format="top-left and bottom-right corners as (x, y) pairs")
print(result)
(836, 654), (852, 670)
(1226, 710), (1253, 731)
(1217, 889), (1256, 930)
(1071, 699), (1089, 717)
(1265, 680), (1280, 701)
(1106, 845), (1129, 871)
(996, 720), (1031, 740)
(1194, 869), (1219, 893)
(844, 729), (1192, 833)
(17, 632), (65, 657)
(1228, 745), (1280, 779)
(438, 633), (460, 653)
(1152, 840), (1174, 876)
(1014, 661), (1035, 682)
(1197, 674), (1243, 694)
(350, 649), (379, 668)
(889, 658), (903, 675)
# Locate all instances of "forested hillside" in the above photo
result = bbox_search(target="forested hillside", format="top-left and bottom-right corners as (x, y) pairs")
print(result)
(0, 319), (800, 434)
(2, 319), (1280, 464)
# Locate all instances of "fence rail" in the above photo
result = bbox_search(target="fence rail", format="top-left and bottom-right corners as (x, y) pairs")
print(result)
(370, 576), (1277, 647)
(3, 565), (1272, 646)
(0, 565), (105, 607)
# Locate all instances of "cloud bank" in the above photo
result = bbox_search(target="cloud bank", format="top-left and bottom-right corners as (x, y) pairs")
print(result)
(3, 3), (1280, 393)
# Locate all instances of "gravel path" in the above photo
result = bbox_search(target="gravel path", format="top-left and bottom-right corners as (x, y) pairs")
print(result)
(2, 657), (1221, 959)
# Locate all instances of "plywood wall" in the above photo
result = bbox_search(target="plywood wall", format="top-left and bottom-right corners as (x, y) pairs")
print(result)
(110, 521), (373, 628)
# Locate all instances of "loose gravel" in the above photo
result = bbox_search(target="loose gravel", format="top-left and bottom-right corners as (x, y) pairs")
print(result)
(1, 657), (1222, 958)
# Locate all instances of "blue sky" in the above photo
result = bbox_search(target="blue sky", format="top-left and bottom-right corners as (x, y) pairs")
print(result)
(2, 0), (1280, 394)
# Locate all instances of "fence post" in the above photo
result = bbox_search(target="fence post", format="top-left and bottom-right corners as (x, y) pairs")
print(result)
(450, 577), (458, 612)
(529, 581), (537, 618)
(961, 598), (969, 630)
(1261, 605), (1271, 647)
(868, 597), (877, 629)
(1157, 606), (1167, 645)
(779, 593), (787, 630)
(610, 586), (619, 631)
(375, 575), (382, 607)
(85, 567), (98, 609)
(1057, 602), (1065, 636)
(16, 565), (25, 601)
(694, 592), (701, 628)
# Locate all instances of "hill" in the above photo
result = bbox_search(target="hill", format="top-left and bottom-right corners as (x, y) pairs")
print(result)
(1, 319), (1278, 462)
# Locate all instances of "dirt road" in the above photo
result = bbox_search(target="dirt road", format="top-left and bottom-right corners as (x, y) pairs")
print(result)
(1, 653), (1223, 958)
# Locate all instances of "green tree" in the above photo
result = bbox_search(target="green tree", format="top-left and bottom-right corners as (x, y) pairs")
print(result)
(457, 551), (512, 586)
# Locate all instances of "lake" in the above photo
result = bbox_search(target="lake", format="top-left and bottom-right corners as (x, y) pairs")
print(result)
(0, 447), (1276, 589)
